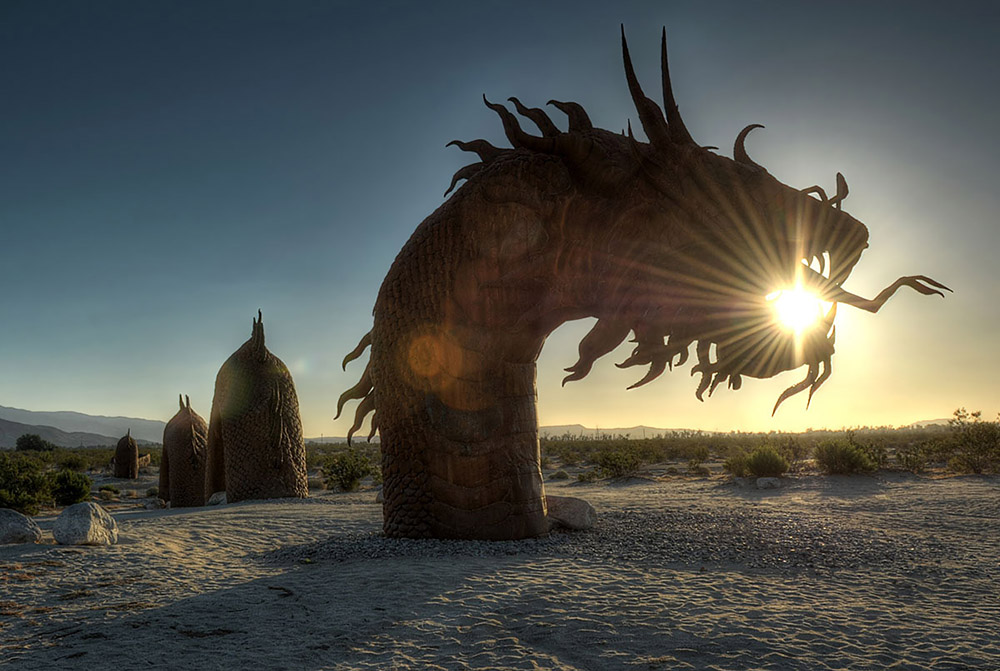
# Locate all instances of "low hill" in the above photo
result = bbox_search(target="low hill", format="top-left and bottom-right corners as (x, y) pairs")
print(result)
(0, 405), (165, 443)
(0, 417), (123, 448)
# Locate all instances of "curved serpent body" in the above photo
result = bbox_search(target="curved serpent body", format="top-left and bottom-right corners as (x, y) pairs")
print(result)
(205, 312), (308, 503)
(339, 28), (949, 540)
(159, 394), (208, 507)
(113, 430), (138, 479)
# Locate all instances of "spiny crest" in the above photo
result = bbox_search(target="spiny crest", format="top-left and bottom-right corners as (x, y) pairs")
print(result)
(445, 26), (778, 198)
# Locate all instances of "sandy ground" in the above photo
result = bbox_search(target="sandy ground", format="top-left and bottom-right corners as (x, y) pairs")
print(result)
(1, 473), (999, 670)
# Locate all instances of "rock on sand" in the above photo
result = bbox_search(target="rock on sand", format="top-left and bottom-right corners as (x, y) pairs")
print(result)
(53, 502), (119, 545)
(0, 508), (43, 545)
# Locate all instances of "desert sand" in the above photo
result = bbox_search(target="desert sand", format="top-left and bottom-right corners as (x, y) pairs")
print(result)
(2, 473), (998, 670)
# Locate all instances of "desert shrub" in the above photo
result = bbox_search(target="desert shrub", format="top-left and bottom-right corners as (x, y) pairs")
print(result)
(549, 469), (569, 480)
(814, 439), (876, 475)
(99, 489), (115, 501)
(0, 451), (52, 515)
(894, 444), (929, 473)
(307, 477), (326, 491)
(322, 448), (378, 492)
(723, 451), (751, 478)
(595, 444), (642, 478)
(844, 431), (888, 470)
(945, 408), (1000, 474)
(98, 484), (119, 494)
(576, 469), (600, 483)
(15, 434), (56, 452)
(146, 487), (159, 498)
(57, 452), (88, 471)
(746, 445), (789, 478)
(51, 470), (92, 507)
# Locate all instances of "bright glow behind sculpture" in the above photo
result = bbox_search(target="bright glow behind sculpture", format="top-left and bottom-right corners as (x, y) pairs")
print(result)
(767, 286), (825, 333)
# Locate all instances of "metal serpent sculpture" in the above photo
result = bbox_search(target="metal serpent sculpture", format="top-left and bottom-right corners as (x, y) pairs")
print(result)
(338, 28), (949, 540)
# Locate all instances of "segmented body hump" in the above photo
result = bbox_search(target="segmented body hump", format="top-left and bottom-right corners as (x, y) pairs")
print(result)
(205, 313), (308, 503)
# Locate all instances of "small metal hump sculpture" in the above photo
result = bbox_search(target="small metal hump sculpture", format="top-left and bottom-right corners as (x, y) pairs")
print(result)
(205, 311), (308, 503)
(338, 27), (950, 541)
(160, 394), (209, 507)
(113, 429), (139, 479)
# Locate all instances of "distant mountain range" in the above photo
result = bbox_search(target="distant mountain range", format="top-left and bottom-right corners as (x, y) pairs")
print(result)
(0, 404), (952, 449)
(0, 405), (163, 447)
(0, 417), (127, 449)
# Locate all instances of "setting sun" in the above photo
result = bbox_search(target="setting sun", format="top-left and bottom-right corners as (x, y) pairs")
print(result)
(766, 287), (826, 333)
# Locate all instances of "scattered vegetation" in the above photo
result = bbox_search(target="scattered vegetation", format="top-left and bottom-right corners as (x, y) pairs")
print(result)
(945, 408), (1000, 474)
(814, 438), (877, 475)
(549, 470), (569, 480)
(595, 444), (643, 478)
(745, 445), (789, 478)
(98, 484), (119, 494)
(321, 447), (380, 492)
(15, 434), (56, 452)
(723, 451), (751, 478)
(0, 451), (52, 515)
(51, 470), (92, 507)
(146, 487), (159, 498)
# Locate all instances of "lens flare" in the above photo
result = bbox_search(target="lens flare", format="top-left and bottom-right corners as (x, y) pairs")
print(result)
(766, 287), (824, 333)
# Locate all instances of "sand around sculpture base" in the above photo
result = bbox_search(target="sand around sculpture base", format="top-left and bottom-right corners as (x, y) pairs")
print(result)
(1, 474), (998, 669)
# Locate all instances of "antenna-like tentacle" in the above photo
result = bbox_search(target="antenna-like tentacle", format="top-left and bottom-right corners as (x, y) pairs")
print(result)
(734, 124), (766, 170)
(829, 172), (849, 210)
(627, 358), (668, 390)
(771, 363), (819, 415)
(444, 163), (484, 196)
(621, 25), (671, 149)
(342, 331), (372, 370)
(508, 97), (560, 137)
(335, 361), (372, 419)
(660, 27), (696, 146)
(446, 139), (504, 162)
(347, 392), (375, 445)
(547, 99), (593, 131)
(483, 96), (556, 153)
(563, 319), (631, 385)
(806, 357), (832, 408)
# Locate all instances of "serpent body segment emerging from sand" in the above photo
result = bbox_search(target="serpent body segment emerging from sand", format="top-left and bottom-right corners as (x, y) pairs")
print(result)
(205, 312), (309, 503)
(160, 394), (208, 507)
(339, 28), (949, 540)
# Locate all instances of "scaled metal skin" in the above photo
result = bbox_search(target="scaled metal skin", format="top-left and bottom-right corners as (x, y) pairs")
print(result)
(113, 430), (138, 479)
(205, 312), (309, 503)
(160, 394), (208, 507)
(339, 28), (949, 540)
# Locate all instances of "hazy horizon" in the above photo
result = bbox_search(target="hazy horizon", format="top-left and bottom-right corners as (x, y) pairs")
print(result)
(3, 1), (997, 437)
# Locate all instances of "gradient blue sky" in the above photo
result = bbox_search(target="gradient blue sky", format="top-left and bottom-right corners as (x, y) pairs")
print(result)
(2, 0), (997, 437)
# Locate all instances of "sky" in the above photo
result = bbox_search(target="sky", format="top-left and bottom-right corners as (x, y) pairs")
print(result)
(1, 0), (998, 437)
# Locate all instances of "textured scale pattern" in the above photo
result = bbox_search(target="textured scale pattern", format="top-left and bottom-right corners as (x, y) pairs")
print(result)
(205, 312), (308, 503)
(159, 394), (208, 507)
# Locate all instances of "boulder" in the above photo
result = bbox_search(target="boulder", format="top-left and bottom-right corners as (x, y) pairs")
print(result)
(546, 495), (597, 531)
(53, 502), (118, 545)
(0, 508), (43, 545)
(756, 477), (782, 490)
(206, 491), (227, 506)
